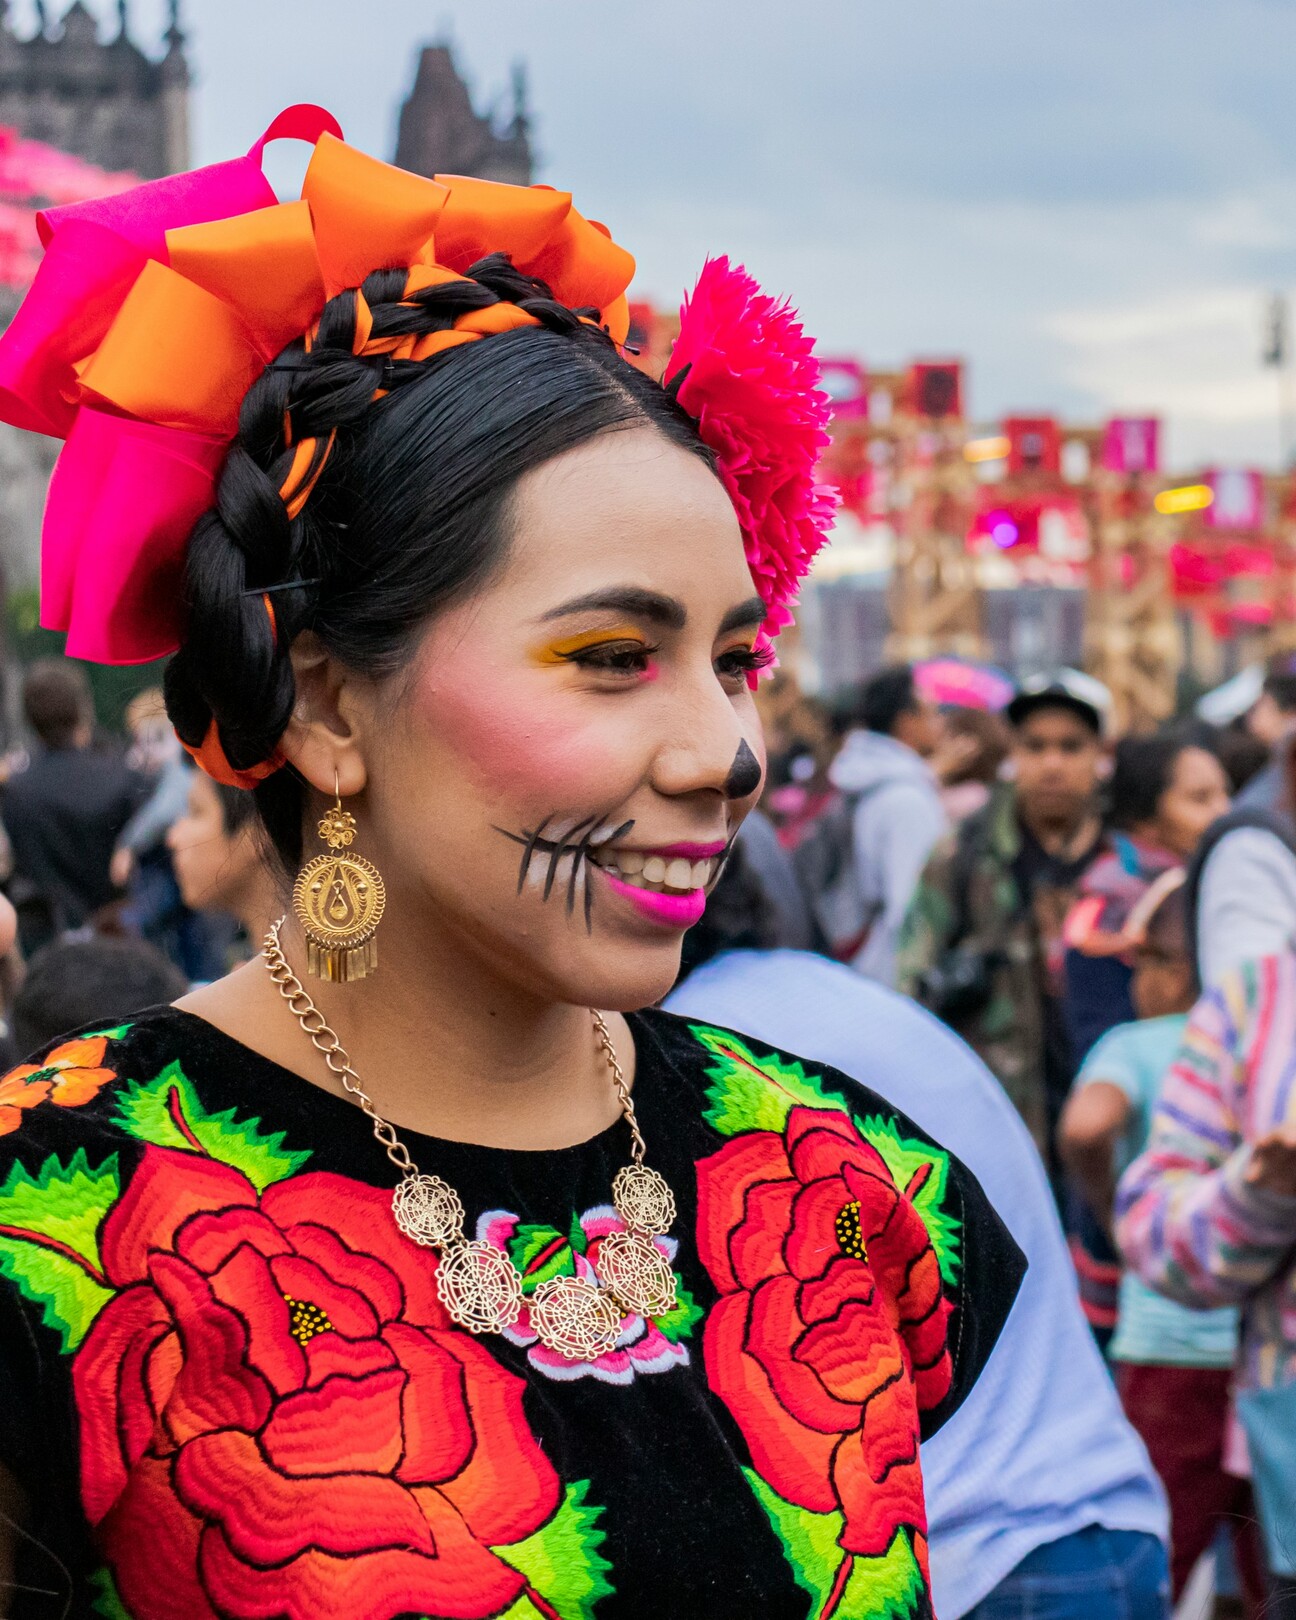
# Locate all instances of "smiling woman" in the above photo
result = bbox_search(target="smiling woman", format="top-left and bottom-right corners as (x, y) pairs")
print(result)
(0, 110), (1024, 1620)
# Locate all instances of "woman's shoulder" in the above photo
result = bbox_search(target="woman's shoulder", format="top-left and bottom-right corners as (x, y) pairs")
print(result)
(0, 1003), (242, 1170)
(634, 1002), (949, 1146)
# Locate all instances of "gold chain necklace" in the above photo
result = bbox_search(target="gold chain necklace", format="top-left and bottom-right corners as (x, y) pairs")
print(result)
(262, 918), (678, 1361)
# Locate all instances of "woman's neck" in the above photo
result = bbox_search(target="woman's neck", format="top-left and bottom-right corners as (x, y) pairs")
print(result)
(177, 910), (630, 1152)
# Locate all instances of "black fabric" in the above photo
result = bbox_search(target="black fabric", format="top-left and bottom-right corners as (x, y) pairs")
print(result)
(0, 1006), (1024, 1620)
(1, 744), (146, 954)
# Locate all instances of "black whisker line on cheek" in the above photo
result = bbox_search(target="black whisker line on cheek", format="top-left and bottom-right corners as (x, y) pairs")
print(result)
(580, 817), (636, 931)
(514, 815), (553, 895)
(544, 815), (599, 901)
(584, 851), (595, 931)
(567, 825), (595, 916)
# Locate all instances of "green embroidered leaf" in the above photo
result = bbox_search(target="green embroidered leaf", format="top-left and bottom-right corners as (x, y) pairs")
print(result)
(494, 1478), (614, 1620)
(745, 1470), (925, 1619)
(0, 1150), (118, 1352)
(654, 1275), (703, 1345)
(89, 1566), (132, 1619)
(690, 1023), (846, 1138)
(856, 1114), (962, 1286)
(111, 1061), (309, 1191)
(82, 1025), (133, 1043)
(568, 1208), (587, 1255)
(509, 1223), (575, 1292)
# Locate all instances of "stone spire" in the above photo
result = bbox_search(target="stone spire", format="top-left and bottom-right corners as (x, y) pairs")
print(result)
(0, 0), (191, 178)
(394, 42), (533, 187)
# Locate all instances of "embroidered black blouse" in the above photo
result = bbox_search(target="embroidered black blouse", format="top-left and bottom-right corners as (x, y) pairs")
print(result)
(0, 1005), (1024, 1620)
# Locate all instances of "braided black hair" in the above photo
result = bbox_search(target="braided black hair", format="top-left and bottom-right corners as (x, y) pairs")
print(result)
(164, 255), (713, 875)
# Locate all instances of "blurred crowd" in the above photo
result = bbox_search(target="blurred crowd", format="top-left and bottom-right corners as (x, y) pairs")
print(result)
(2, 649), (1296, 1617)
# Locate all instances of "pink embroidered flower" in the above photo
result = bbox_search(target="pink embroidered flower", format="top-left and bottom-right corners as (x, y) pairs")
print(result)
(666, 256), (838, 661)
(477, 1205), (698, 1385)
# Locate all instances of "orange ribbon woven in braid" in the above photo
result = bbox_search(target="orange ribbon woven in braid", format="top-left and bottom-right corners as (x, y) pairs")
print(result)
(276, 269), (610, 523)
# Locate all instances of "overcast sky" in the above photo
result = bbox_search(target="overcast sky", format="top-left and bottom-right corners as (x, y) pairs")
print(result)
(22, 1), (1296, 470)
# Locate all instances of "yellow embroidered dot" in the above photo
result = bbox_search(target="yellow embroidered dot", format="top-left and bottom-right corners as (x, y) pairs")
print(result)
(284, 1296), (333, 1345)
(834, 1200), (869, 1263)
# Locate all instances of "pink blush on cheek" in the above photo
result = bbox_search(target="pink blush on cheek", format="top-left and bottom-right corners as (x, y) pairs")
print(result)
(411, 665), (623, 803)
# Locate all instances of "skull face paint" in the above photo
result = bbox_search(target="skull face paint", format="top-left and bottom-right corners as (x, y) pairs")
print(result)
(723, 738), (764, 800)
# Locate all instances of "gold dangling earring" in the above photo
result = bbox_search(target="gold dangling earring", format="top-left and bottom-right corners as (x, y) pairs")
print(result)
(292, 770), (386, 983)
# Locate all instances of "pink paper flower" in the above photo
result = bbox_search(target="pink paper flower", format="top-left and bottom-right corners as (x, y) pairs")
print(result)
(666, 256), (838, 666)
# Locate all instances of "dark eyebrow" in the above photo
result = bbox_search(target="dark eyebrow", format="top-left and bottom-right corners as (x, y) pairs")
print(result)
(538, 586), (687, 630)
(719, 594), (768, 635)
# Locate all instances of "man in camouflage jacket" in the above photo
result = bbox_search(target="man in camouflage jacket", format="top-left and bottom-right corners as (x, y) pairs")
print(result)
(898, 680), (1107, 1162)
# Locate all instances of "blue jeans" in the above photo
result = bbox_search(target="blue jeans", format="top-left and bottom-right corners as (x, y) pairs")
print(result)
(963, 1526), (1170, 1620)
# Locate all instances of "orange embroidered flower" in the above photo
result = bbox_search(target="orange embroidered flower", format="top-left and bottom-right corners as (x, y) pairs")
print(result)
(1, 1035), (116, 1128)
(0, 1069), (51, 1135)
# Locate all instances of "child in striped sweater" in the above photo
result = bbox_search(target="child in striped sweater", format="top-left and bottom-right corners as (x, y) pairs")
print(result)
(1117, 951), (1296, 1613)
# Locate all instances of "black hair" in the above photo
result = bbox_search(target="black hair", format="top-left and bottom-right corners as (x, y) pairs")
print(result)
(1263, 652), (1296, 714)
(164, 254), (714, 876)
(1212, 720), (1270, 795)
(849, 664), (918, 738)
(1108, 731), (1210, 831)
(1142, 883), (1189, 958)
(13, 936), (188, 1056)
(212, 780), (257, 837)
(22, 658), (92, 750)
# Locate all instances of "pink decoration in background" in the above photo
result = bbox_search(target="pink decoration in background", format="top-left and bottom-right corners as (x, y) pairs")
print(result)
(1100, 417), (1160, 475)
(1204, 468), (1265, 532)
(818, 356), (869, 420)
(0, 126), (139, 291)
(666, 257), (837, 667)
(915, 657), (1014, 712)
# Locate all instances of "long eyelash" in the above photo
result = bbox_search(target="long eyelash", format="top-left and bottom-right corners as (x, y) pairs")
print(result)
(723, 643), (776, 673)
(563, 641), (660, 666)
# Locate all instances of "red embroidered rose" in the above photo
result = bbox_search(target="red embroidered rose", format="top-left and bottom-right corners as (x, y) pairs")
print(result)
(74, 1146), (561, 1620)
(697, 1107), (952, 1570)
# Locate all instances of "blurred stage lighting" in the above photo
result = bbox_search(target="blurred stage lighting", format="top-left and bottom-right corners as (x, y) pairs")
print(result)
(1154, 484), (1215, 515)
(964, 435), (1011, 464)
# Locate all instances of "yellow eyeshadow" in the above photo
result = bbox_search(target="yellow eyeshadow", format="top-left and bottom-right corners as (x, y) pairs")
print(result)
(532, 626), (646, 665)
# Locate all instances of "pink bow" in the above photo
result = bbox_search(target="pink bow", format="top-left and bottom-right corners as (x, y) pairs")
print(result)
(0, 106), (341, 664)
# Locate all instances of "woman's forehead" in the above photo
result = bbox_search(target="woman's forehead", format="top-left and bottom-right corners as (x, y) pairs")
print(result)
(500, 430), (749, 607)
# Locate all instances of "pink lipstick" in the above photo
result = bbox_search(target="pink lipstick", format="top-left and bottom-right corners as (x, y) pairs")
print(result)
(598, 870), (708, 928)
(638, 840), (728, 861)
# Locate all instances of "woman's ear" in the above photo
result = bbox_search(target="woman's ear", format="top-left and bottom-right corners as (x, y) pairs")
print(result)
(277, 631), (370, 797)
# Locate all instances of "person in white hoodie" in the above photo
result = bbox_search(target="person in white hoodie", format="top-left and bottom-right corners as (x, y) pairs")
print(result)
(812, 664), (948, 985)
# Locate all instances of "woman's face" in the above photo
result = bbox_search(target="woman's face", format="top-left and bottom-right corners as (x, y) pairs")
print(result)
(346, 427), (767, 1011)
(1154, 745), (1231, 858)
(167, 773), (260, 917)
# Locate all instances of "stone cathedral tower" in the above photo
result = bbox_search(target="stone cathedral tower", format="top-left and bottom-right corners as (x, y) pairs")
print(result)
(394, 43), (532, 186)
(0, 0), (189, 179)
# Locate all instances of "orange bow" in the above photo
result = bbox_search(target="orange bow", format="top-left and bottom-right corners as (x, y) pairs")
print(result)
(77, 137), (633, 443)
(0, 107), (634, 671)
